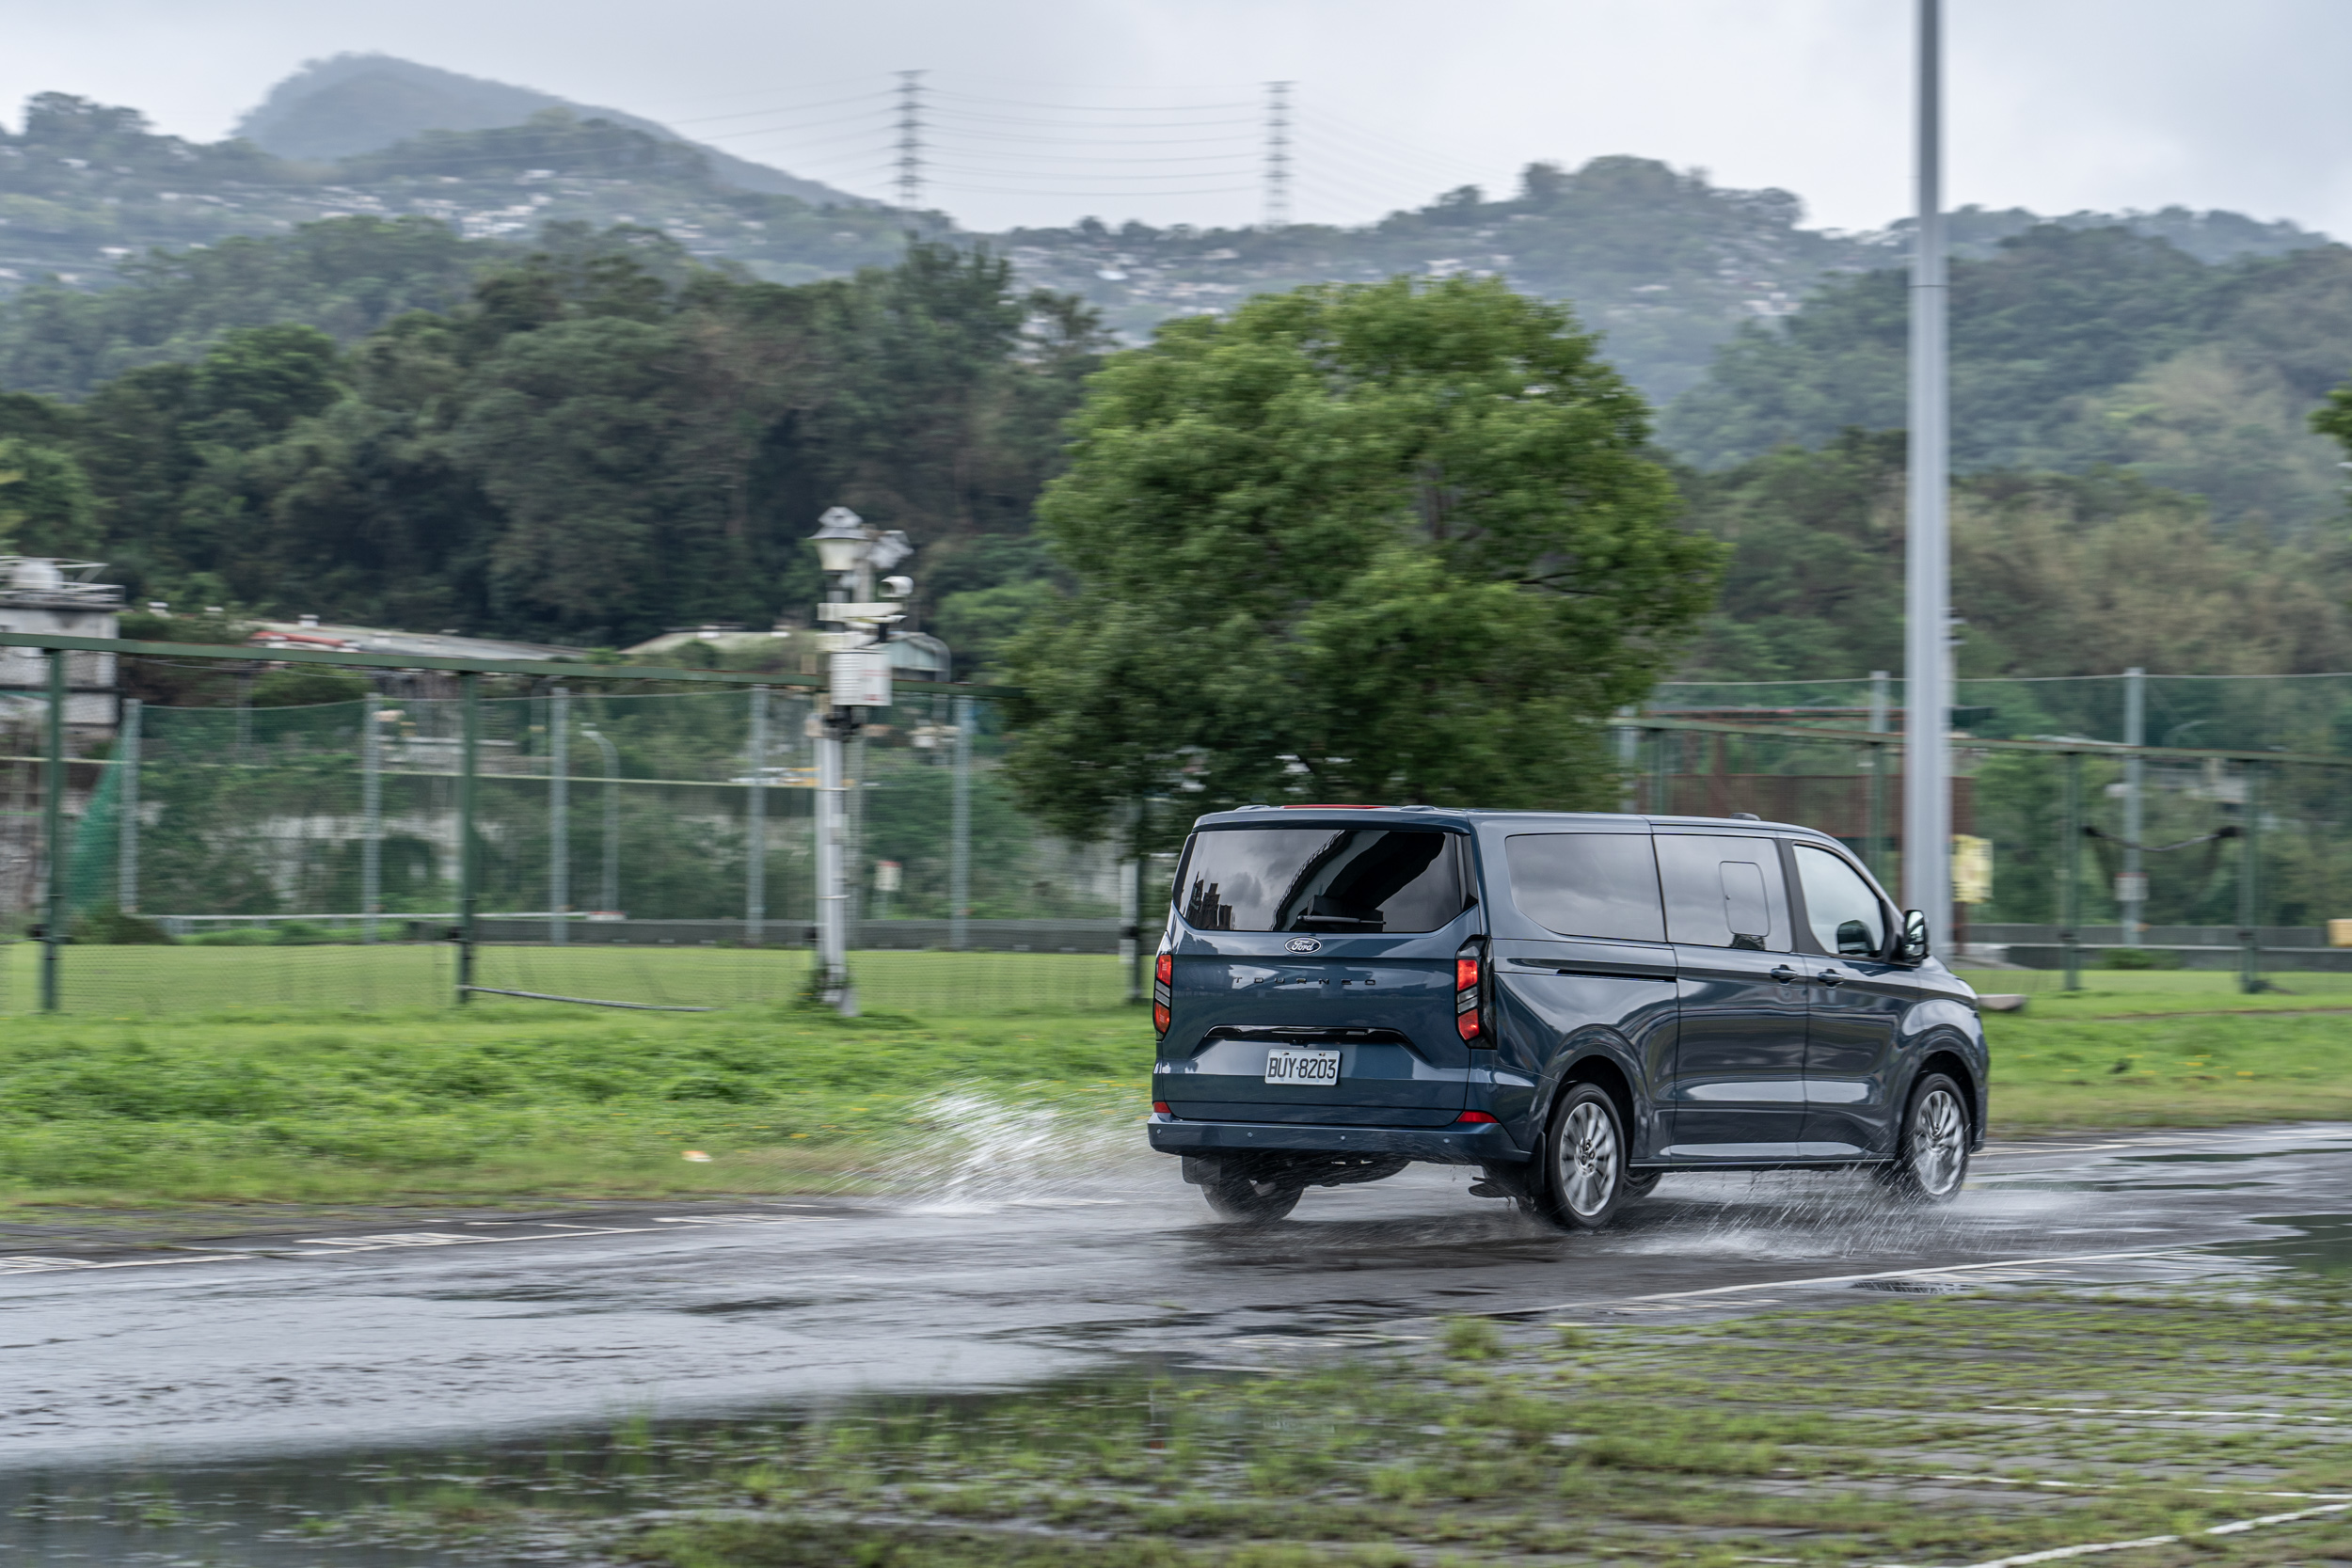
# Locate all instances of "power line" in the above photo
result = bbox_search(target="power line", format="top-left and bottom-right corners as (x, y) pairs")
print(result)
(1263, 82), (1292, 230)
(895, 70), (926, 213)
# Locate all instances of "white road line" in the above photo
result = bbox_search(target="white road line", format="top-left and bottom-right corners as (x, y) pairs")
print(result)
(1981, 1404), (2339, 1424)
(1881, 1500), (2352, 1568)
(0, 1215), (835, 1275)
(1529, 1243), (2229, 1315)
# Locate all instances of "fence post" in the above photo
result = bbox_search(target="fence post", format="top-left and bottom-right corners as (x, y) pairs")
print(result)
(1129, 822), (1148, 1006)
(1867, 670), (1890, 881)
(2060, 749), (2082, 991)
(548, 687), (568, 946)
(746, 685), (767, 945)
(950, 693), (972, 952)
(2121, 667), (2145, 947)
(118, 697), (140, 915)
(1649, 724), (1671, 816)
(361, 691), (381, 943)
(41, 648), (65, 1012)
(457, 672), (478, 1005)
(2238, 761), (2264, 994)
(1614, 708), (1639, 813)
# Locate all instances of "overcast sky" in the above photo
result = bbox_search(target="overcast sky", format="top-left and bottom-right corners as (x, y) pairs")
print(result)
(6, 0), (2348, 238)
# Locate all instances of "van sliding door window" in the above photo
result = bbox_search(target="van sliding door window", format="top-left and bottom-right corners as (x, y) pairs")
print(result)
(1179, 829), (1468, 933)
(1656, 835), (1792, 951)
(1503, 833), (1665, 942)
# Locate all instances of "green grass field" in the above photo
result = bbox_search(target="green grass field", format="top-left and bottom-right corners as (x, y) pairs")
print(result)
(0, 953), (2345, 1208)
(0, 941), (1131, 1017)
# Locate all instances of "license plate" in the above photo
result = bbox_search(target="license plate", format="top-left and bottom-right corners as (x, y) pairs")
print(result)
(1263, 1048), (1342, 1085)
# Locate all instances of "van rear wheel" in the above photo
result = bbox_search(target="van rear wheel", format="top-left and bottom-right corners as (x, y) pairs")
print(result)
(1200, 1169), (1303, 1223)
(1537, 1083), (1629, 1231)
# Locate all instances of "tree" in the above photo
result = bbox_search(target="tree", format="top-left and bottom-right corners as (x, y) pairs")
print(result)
(1001, 275), (1720, 846)
(0, 438), (101, 557)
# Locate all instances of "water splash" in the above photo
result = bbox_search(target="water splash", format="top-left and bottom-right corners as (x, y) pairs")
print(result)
(1605, 1170), (2084, 1261)
(871, 1087), (1160, 1212)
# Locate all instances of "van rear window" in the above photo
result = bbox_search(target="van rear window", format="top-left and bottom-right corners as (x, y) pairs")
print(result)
(1180, 828), (1468, 933)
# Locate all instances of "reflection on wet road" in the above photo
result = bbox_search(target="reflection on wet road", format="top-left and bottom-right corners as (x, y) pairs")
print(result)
(3, 1122), (2350, 1469)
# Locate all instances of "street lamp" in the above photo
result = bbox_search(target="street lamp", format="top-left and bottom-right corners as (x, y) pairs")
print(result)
(804, 508), (913, 1016)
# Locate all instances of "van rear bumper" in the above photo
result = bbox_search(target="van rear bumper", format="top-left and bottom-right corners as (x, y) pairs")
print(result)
(1146, 1113), (1528, 1165)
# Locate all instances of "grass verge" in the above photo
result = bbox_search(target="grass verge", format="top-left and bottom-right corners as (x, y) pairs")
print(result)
(2, 967), (2349, 1209)
(0, 1001), (1152, 1207)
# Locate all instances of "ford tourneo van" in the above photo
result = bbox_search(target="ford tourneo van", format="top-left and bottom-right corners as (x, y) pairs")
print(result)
(1146, 807), (1984, 1227)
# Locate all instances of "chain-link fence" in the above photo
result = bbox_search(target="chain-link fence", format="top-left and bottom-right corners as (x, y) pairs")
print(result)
(0, 641), (1149, 1017)
(8, 637), (2352, 1014)
(1630, 708), (2352, 996)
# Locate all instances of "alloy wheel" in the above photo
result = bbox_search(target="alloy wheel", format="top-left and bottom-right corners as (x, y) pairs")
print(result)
(1557, 1099), (1621, 1217)
(1910, 1085), (1966, 1197)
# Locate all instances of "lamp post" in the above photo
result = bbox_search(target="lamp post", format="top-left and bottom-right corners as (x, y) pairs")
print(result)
(806, 506), (914, 1016)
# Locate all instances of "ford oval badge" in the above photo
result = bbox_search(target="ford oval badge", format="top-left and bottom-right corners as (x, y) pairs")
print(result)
(1285, 937), (1323, 954)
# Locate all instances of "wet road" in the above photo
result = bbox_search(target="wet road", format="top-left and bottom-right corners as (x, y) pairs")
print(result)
(5, 1121), (2351, 1470)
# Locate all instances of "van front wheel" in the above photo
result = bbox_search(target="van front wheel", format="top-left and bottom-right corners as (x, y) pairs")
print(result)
(1539, 1084), (1629, 1230)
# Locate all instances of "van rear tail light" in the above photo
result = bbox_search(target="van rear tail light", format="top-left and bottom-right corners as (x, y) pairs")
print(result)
(1454, 1110), (1498, 1124)
(1455, 939), (1487, 1042)
(1152, 1101), (1171, 1116)
(1153, 949), (1173, 1036)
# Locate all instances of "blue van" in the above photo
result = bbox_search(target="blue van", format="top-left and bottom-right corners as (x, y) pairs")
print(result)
(1147, 807), (1984, 1227)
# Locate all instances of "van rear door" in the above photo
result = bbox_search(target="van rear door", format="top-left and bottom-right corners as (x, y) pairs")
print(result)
(1160, 823), (1476, 1126)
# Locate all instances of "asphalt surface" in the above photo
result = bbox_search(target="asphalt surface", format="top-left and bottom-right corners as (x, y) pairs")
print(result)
(3, 1120), (2350, 1479)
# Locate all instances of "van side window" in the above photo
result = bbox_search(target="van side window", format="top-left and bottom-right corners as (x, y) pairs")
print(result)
(1504, 833), (1664, 942)
(1656, 834), (1791, 951)
(1793, 844), (1889, 957)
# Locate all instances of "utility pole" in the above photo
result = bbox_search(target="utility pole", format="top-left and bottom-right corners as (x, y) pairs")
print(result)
(2120, 667), (2145, 945)
(895, 71), (926, 214)
(40, 649), (64, 1011)
(1901, 0), (1952, 943)
(1263, 81), (1293, 229)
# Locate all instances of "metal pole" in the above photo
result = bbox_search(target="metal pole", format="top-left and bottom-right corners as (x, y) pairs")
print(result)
(816, 703), (853, 1012)
(1867, 670), (1890, 880)
(1120, 833), (1141, 1005)
(582, 725), (619, 915)
(40, 649), (65, 1012)
(746, 685), (768, 945)
(1651, 724), (1671, 816)
(1615, 707), (1640, 813)
(549, 687), (568, 945)
(2060, 751), (2082, 991)
(456, 672), (478, 1005)
(1902, 0), (1952, 942)
(2121, 667), (2145, 946)
(117, 697), (139, 914)
(361, 692), (382, 942)
(949, 693), (973, 952)
(2239, 762), (2264, 994)
(847, 729), (866, 943)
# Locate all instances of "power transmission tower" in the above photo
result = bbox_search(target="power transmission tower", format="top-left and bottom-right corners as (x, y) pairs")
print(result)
(1263, 81), (1292, 229)
(895, 70), (926, 214)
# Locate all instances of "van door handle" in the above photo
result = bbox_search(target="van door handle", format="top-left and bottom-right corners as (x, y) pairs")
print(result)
(1770, 965), (1799, 984)
(1816, 970), (1844, 987)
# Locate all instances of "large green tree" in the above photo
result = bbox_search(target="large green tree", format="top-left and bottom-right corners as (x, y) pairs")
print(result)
(1002, 275), (1720, 844)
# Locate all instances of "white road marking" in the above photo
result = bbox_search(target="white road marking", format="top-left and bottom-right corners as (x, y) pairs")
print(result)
(1528, 1243), (2232, 1315)
(1879, 1500), (2352, 1568)
(0, 1214), (835, 1275)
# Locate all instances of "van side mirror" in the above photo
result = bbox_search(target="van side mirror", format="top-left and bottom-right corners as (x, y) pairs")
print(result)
(1836, 919), (1876, 957)
(1896, 910), (1930, 964)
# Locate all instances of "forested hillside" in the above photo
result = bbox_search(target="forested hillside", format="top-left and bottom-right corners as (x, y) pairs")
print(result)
(1663, 225), (2352, 537)
(1674, 431), (2352, 686)
(0, 230), (1103, 645)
